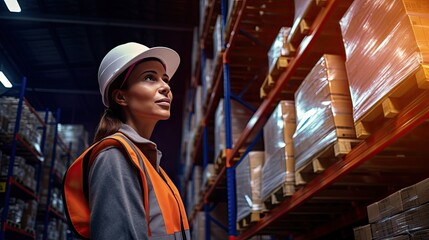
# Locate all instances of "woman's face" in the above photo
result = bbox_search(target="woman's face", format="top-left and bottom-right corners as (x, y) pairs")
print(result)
(121, 59), (173, 121)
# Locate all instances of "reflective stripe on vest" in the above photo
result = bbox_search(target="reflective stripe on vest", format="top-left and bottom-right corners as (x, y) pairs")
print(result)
(62, 133), (189, 239)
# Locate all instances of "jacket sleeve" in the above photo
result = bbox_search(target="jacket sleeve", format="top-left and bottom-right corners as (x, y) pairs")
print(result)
(88, 147), (149, 240)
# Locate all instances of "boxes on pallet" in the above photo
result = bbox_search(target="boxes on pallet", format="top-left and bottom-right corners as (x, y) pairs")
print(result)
(202, 163), (216, 192)
(367, 201), (380, 223)
(353, 224), (372, 240)
(413, 228), (429, 239)
(21, 200), (38, 231)
(3, 197), (26, 225)
(202, 58), (214, 105)
(406, 202), (429, 232)
(340, 0), (429, 123)
(375, 202), (429, 239)
(226, 0), (235, 25)
(293, 54), (355, 171)
(199, 0), (210, 35)
(416, 178), (429, 206)
(267, 27), (291, 73)
(293, 0), (314, 23)
(193, 165), (203, 208)
(236, 151), (264, 222)
(213, 15), (223, 62)
(214, 99), (257, 161)
(378, 191), (405, 220)
(261, 100), (296, 200)
(58, 124), (89, 159)
(371, 211), (409, 239)
(287, 0), (321, 49)
(186, 181), (194, 217)
(194, 86), (203, 128)
(0, 97), (43, 154)
(368, 178), (429, 223)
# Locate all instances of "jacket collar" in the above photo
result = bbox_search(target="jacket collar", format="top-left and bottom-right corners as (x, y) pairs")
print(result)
(118, 123), (162, 169)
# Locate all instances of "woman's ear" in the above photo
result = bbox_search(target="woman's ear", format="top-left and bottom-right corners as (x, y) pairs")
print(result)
(112, 89), (127, 106)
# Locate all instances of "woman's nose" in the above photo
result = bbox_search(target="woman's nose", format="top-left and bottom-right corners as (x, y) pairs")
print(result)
(159, 81), (171, 94)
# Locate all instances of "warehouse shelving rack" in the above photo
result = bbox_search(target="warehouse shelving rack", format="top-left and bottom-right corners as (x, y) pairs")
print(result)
(187, 0), (429, 239)
(0, 77), (47, 240)
(40, 108), (71, 240)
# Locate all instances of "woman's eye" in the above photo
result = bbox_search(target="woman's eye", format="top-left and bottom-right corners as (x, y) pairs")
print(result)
(163, 79), (171, 85)
(144, 75), (156, 81)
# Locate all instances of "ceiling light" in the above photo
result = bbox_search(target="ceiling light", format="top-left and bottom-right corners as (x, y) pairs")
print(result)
(4, 0), (21, 12)
(0, 71), (13, 88)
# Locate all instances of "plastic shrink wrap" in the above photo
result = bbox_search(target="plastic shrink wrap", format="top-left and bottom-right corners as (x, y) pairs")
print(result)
(293, 54), (355, 171)
(236, 151), (264, 222)
(261, 101), (296, 200)
(340, 0), (429, 122)
(288, 0), (316, 47)
(366, 178), (429, 239)
(371, 202), (429, 239)
(267, 27), (291, 73)
(214, 99), (257, 161)
(201, 163), (216, 193)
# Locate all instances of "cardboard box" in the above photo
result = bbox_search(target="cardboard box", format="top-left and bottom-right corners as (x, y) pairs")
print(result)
(416, 178), (429, 205)
(353, 224), (372, 240)
(379, 191), (404, 219)
(367, 201), (380, 223)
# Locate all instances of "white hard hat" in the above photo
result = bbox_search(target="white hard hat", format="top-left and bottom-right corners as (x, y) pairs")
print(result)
(98, 42), (180, 107)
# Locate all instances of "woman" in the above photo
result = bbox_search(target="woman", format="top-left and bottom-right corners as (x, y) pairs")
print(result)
(63, 42), (190, 240)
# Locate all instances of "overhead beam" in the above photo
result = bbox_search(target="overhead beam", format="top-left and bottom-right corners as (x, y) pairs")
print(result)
(0, 13), (193, 32)
(26, 87), (99, 95)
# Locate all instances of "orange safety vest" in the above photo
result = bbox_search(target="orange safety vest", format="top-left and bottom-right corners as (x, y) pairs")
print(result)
(62, 132), (189, 239)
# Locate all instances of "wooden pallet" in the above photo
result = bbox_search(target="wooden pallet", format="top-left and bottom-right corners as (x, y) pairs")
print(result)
(295, 138), (361, 185)
(288, 0), (327, 51)
(236, 211), (264, 231)
(214, 148), (244, 173)
(260, 56), (293, 99)
(355, 64), (429, 139)
(263, 181), (296, 210)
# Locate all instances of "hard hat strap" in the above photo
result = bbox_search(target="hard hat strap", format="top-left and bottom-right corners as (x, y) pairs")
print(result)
(119, 62), (137, 89)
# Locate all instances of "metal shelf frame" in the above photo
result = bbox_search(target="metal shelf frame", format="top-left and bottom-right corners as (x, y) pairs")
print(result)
(0, 77), (47, 240)
(188, 0), (429, 239)
(42, 108), (61, 240)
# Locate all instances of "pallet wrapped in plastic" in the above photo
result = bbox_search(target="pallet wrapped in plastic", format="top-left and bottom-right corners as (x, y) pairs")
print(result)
(293, 54), (355, 171)
(214, 99), (256, 161)
(368, 177), (429, 224)
(353, 224), (372, 240)
(287, 0), (317, 47)
(371, 202), (429, 239)
(413, 228), (429, 239)
(340, 0), (429, 123)
(267, 27), (291, 72)
(202, 163), (216, 193)
(58, 124), (89, 159)
(261, 101), (296, 200)
(236, 151), (264, 222)
(213, 15), (223, 62)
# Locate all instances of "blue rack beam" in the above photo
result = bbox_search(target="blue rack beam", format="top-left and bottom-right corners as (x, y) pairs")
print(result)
(42, 108), (61, 240)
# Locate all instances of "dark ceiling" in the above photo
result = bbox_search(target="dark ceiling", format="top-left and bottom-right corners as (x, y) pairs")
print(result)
(0, 0), (199, 180)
